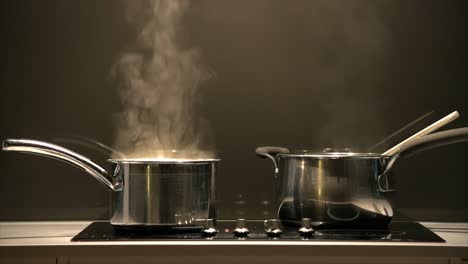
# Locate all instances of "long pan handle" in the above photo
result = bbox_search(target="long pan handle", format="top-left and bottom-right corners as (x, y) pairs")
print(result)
(397, 127), (468, 158)
(380, 127), (468, 190)
(2, 139), (120, 191)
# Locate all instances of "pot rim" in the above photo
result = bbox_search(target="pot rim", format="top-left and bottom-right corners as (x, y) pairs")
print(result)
(277, 152), (391, 159)
(108, 158), (221, 164)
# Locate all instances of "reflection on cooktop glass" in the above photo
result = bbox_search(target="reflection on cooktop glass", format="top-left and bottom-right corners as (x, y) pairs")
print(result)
(71, 220), (445, 243)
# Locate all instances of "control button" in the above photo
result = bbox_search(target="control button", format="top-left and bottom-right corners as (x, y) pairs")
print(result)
(233, 219), (249, 237)
(298, 218), (314, 237)
(264, 219), (282, 238)
(201, 219), (218, 237)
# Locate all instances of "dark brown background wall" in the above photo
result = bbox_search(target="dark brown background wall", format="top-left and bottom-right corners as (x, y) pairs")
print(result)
(1, 0), (467, 221)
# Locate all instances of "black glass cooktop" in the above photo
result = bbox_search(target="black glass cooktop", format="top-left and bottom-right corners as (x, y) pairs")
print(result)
(71, 220), (445, 242)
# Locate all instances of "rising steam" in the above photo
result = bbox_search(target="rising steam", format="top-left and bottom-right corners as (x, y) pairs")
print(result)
(112, 0), (214, 159)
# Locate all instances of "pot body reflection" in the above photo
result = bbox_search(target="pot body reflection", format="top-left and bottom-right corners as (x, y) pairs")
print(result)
(110, 161), (217, 227)
(276, 156), (394, 228)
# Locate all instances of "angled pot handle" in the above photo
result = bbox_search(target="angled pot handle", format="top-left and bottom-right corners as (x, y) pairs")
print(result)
(256, 146), (290, 175)
(2, 139), (121, 191)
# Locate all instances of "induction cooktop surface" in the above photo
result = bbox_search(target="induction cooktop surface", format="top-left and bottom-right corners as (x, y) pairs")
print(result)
(71, 220), (445, 242)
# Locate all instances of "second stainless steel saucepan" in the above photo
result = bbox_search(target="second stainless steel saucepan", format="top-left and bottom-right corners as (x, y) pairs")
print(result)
(256, 128), (468, 228)
(2, 139), (219, 228)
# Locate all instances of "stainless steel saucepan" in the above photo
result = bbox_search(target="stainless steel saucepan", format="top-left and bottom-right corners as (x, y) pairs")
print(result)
(2, 139), (219, 227)
(256, 128), (468, 228)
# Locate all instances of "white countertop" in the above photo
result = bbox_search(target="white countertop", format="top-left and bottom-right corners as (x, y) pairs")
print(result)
(0, 221), (467, 258)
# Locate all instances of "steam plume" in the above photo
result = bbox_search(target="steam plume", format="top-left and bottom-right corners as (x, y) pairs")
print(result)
(112, 0), (214, 159)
